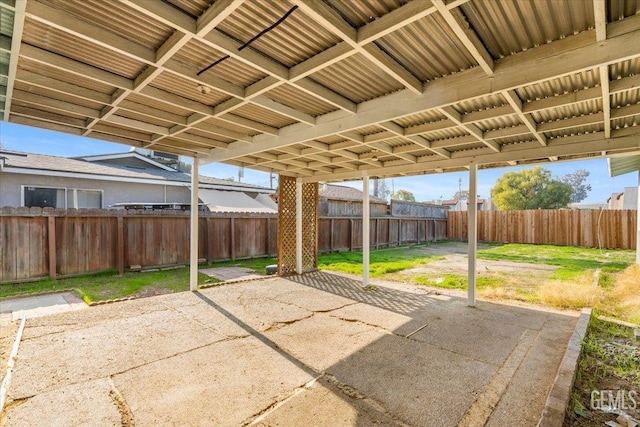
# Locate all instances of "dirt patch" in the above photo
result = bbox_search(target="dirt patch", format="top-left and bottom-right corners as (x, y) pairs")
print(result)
(131, 287), (175, 299)
(404, 253), (557, 277)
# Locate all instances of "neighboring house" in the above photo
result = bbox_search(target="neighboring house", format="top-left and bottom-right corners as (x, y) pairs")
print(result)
(607, 187), (639, 210)
(319, 184), (388, 217)
(568, 202), (608, 210)
(424, 197), (490, 211)
(0, 149), (276, 213)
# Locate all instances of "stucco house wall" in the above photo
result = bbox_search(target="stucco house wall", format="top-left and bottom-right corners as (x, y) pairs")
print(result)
(0, 173), (191, 208)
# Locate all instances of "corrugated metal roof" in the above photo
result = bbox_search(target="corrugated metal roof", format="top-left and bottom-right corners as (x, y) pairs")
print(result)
(462, 0), (594, 59)
(311, 54), (404, 103)
(376, 13), (477, 82)
(150, 71), (231, 106)
(3, 0), (640, 180)
(163, 0), (214, 19)
(608, 153), (640, 177)
(22, 18), (145, 79)
(0, 6), (14, 37)
(231, 103), (297, 128)
(265, 84), (338, 117)
(325, 0), (408, 28)
(216, 0), (340, 67)
(38, 0), (172, 50)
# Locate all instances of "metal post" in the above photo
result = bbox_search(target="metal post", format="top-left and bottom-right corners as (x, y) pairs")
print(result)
(363, 175), (370, 287)
(190, 157), (199, 291)
(468, 163), (478, 307)
(296, 180), (303, 274)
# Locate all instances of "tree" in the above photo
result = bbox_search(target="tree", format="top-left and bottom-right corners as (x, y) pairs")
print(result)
(373, 178), (392, 201)
(490, 166), (572, 210)
(559, 169), (592, 203)
(391, 189), (415, 202)
(176, 160), (192, 173)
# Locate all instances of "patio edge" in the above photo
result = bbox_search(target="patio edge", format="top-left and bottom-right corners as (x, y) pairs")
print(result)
(537, 307), (592, 427)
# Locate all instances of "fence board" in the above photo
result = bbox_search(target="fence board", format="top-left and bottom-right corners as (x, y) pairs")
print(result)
(448, 209), (637, 249)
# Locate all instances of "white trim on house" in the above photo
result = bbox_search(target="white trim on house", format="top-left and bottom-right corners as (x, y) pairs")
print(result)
(4, 166), (273, 193)
(20, 184), (105, 209)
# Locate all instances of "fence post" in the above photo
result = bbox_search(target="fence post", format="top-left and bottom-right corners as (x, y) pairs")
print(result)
(398, 219), (402, 246)
(349, 218), (353, 251)
(230, 217), (236, 260)
(387, 218), (391, 247)
(266, 217), (271, 256)
(117, 216), (124, 275)
(47, 216), (57, 279)
(330, 218), (334, 251)
(375, 218), (379, 249)
(206, 217), (213, 262)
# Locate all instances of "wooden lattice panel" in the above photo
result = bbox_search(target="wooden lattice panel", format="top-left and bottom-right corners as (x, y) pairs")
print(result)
(278, 175), (297, 275)
(301, 182), (319, 271)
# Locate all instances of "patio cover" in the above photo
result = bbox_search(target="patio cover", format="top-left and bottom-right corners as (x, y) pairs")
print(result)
(2, 0), (640, 291)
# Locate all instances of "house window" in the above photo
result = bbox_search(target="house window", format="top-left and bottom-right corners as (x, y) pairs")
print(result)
(24, 187), (66, 208)
(23, 187), (103, 209)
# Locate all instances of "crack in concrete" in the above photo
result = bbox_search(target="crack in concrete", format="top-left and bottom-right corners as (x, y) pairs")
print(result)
(324, 374), (413, 427)
(0, 395), (31, 424)
(242, 375), (324, 426)
(263, 313), (316, 333)
(109, 377), (135, 427)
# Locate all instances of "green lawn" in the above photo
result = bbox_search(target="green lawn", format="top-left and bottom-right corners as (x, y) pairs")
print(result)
(318, 247), (443, 277)
(0, 268), (216, 304)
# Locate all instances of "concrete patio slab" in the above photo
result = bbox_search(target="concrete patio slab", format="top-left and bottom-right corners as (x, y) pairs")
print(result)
(199, 266), (262, 282)
(0, 292), (86, 321)
(1, 271), (580, 427)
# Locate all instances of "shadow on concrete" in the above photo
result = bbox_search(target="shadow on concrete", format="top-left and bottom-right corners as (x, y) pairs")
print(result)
(194, 270), (576, 426)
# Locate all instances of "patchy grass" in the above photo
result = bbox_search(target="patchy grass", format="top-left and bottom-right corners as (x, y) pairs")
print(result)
(597, 264), (640, 324)
(0, 268), (215, 304)
(477, 243), (633, 279)
(317, 246), (443, 277)
(566, 312), (640, 426)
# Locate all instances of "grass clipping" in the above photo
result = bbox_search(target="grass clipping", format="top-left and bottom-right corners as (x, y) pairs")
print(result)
(540, 272), (605, 309)
(598, 263), (640, 323)
(540, 265), (640, 322)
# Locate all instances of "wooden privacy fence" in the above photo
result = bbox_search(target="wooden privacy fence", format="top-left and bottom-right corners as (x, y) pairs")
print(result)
(1, 208), (447, 283)
(319, 217), (447, 252)
(0, 207), (277, 283)
(448, 209), (637, 249)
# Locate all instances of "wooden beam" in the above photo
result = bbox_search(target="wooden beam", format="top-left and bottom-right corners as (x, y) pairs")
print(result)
(502, 90), (547, 146)
(206, 22), (640, 163)
(439, 106), (500, 152)
(299, 133), (640, 182)
(293, 0), (423, 94)
(432, 0), (494, 75)
(600, 65), (611, 138)
(594, 0), (607, 42)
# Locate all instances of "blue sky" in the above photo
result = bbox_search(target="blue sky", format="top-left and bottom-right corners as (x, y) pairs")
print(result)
(1, 122), (637, 203)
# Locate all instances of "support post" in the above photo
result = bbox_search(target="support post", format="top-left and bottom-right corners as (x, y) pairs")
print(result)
(468, 163), (478, 307)
(190, 157), (199, 292)
(636, 171), (640, 265)
(230, 217), (236, 260)
(363, 176), (370, 287)
(296, 180), (303, 274)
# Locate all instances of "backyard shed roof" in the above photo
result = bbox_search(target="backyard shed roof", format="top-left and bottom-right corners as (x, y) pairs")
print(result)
(1, 0), (640, 182)
(320, 184), (387, 204)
